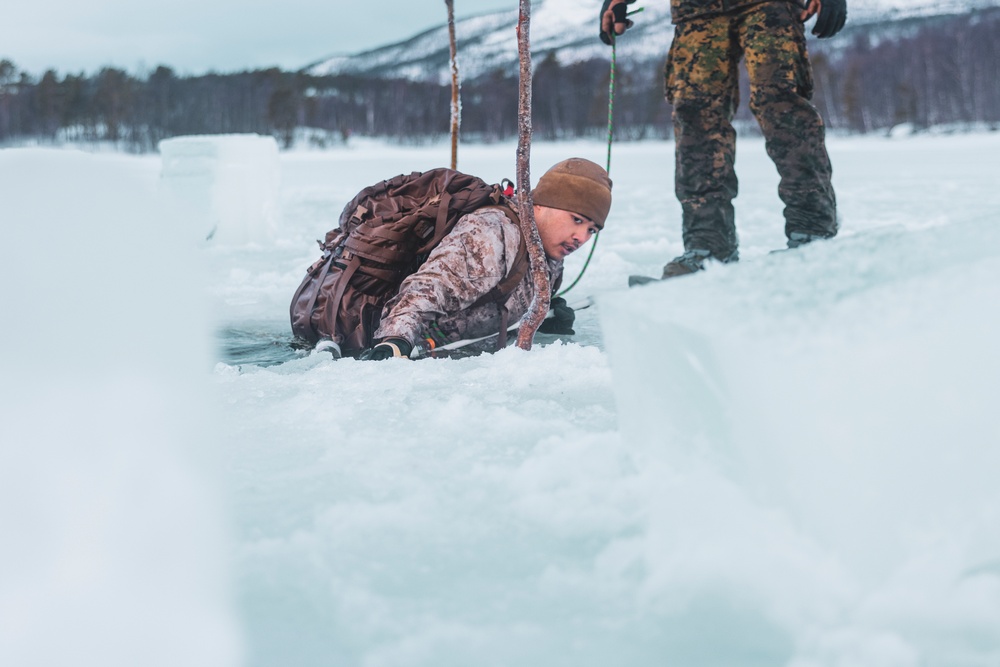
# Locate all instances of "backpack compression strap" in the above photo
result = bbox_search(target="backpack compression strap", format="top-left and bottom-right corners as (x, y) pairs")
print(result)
(469, 204), (531, 350)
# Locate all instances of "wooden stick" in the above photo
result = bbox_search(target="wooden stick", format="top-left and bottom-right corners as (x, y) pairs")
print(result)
(446, 0), (460, 170)
(514, 0), (550, 351)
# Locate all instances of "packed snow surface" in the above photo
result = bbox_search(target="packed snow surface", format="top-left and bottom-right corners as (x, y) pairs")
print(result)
(3, 130), (999, 667)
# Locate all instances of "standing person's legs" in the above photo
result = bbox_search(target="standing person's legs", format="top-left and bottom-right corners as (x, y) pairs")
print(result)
(740, 2), (837, 246)
(666, 15), (741, 271)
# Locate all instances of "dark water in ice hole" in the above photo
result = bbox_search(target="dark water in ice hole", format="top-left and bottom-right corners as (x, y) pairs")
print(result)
(215, 303), (604, 368)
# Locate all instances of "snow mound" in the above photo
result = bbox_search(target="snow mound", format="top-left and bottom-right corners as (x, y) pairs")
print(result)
(599, 220), (1000, 665)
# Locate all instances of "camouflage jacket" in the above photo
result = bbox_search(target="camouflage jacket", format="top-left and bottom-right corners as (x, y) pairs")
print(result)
(671, 0), (788, 23)
(374, 207), (563, 350)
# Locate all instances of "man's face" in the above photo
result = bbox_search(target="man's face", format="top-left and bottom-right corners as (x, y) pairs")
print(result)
(535, 205), (600, 260)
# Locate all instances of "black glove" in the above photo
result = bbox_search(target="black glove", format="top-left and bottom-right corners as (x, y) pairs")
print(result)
(358, 337), (412, 361)
(599, 0), (636, 46)
(813, 0), (847, 39)
(538, 297), (576, 335)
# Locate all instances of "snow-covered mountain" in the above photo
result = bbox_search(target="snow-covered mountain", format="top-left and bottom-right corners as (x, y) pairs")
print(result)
(306, 0), (1000, 82)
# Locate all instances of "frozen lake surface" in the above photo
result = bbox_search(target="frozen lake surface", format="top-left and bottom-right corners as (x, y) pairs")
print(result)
(3, 132), (999, 667)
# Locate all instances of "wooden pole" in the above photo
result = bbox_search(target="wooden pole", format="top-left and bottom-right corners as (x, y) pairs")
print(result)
(514, 0), (550, 350)
(446, 0), (460, 170)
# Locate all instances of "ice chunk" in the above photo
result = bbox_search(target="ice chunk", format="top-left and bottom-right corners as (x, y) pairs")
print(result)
(599, 221), (1000, 663)
(159, 134), (281, 245)
(0, 148), (241, 667)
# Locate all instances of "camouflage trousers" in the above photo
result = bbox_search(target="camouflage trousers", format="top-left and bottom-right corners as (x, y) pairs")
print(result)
(665, 1), (837, 259)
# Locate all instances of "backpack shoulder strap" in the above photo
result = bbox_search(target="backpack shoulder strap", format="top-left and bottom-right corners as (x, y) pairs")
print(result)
(491, 206), (530, 302)
(470, 204), (530, 310)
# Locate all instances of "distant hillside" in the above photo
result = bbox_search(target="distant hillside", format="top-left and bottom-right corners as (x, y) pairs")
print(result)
(1, 0), (997, 152)
(305, 0), (1000, 82)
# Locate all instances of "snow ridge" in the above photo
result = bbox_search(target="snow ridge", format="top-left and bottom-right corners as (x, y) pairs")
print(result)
(306, 0), (1000, 82)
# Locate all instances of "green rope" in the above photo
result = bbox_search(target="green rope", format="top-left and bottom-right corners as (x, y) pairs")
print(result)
(558, 38), (616, 297)
(606, 40), (617, 175)
(557, 8), (642, 296)
(606, 37), (617, 180)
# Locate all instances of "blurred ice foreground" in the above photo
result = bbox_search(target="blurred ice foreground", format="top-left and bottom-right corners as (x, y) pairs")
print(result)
(0, 148), (241, 667)
(600, 219), (1000, 666)
(160, 134), (281, 245)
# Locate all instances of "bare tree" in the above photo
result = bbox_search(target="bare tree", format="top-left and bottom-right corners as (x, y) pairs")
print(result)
(446, 0), (460, 169)
(514, 0), (550, 350)
(5, 10), (998, 150)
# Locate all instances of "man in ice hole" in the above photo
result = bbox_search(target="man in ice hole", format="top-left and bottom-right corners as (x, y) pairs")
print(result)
(360, 158), (613, 360)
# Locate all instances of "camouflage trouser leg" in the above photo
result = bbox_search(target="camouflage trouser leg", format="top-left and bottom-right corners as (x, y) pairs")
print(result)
(741, 2), (837, 240)
(665, 17), (741, 261)
(665, 2), (837, 254)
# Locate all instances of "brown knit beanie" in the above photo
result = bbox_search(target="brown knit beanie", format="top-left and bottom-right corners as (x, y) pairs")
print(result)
(532, 158), (613, 229)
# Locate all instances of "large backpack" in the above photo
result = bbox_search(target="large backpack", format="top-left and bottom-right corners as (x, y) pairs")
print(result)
(289, 168), (529, 356)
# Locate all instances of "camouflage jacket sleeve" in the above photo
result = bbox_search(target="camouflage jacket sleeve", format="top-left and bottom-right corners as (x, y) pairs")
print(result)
(374, 208), (526, 346)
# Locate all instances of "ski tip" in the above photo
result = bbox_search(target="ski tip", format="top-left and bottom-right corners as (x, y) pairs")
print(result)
(628, 274), (660, 288)
(568, 295), (595, 311)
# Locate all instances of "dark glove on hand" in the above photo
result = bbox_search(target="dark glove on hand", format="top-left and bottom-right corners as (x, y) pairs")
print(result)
(537, 297), (576, 335)
(358, 338), (412, 361)
(599, 0), (636, 45)
(813, 0), (847, 38)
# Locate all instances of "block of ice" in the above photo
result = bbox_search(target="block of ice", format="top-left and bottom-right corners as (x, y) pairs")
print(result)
(159, 134), (281, 245)
(0, 148), (240, 667)
(599, 221), (1000, 663)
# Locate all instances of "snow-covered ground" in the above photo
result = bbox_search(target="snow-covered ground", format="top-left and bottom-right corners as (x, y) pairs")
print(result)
(3, 130), (999, 667)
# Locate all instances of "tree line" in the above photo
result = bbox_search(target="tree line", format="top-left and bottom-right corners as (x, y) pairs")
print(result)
(1, 9), (997, 152)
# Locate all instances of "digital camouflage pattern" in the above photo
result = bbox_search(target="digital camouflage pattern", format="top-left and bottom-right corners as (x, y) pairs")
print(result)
(665, 1), (837, 260)
(671, 0), (772, 24)
(375, 207), (563, 351)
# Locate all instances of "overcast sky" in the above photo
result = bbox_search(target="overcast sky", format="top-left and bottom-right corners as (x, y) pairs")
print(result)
(2, 0), (519, 76)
